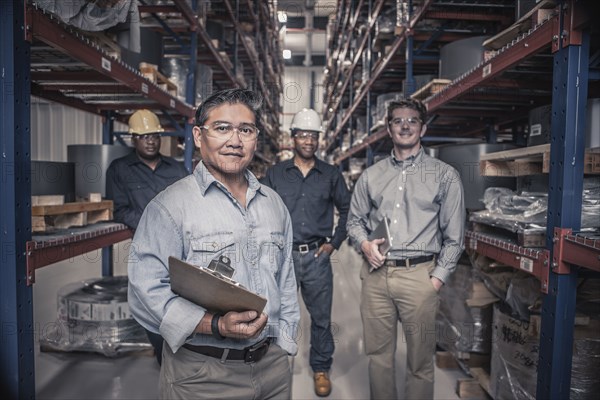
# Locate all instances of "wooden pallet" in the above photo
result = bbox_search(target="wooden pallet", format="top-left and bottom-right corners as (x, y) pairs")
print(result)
(542, 147), (600, 174)
(456, 367), (492, 399)
(32, 200), (113, 232)
(480, 144), (600, 176)
(436, 351), (491, 371)
(139, 62), (178, 97)
(437, 351), (492, 399)
(410, 79), (451, 101)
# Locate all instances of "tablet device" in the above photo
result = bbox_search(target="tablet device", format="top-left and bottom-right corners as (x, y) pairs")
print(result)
(367, 218), (393, 272)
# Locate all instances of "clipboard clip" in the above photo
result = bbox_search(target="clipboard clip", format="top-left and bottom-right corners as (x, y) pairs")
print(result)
(200, 255), (247, 289)
(207, 255), (235, 278)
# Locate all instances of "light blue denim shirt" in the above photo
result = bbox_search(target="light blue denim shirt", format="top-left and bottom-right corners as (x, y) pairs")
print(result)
(128, 162), (300, 355)
(347, 147), (465, 283)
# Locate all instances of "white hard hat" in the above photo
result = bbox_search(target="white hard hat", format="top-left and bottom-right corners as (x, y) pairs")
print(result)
(290, 108), (322, 132)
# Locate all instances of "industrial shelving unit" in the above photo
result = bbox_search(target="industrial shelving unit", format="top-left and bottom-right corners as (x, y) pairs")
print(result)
(1, 1), (284, 398)
(323, 0), (597, 398)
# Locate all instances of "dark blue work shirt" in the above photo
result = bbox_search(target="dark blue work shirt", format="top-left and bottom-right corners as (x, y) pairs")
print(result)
(105, 151), (188, 229)
(261, 158), (351, 249)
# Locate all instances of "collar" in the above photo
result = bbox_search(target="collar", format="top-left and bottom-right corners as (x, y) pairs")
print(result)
(284, 157), (324, 173)
(125, 151), (170, 167)
(194, 161), (267, 197)
(390, 147), (424, 165)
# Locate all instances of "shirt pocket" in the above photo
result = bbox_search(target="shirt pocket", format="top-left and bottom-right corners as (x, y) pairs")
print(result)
(260, 232), (286, 277)
(126, 181), (149, 191)
(187, 232), (236, 269)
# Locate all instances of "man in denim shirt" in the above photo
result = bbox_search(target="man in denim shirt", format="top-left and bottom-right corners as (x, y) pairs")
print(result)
(262, 108), (350, 397)
(347, 98), (465, 400)
(128, 89), (300, 399)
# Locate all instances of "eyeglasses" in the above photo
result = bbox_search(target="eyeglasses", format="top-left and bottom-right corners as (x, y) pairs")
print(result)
(199, 122), (259, 142)
(135, 133), (161, 142)
(294, 131), (319, 140)
(389, 117), (422, 128)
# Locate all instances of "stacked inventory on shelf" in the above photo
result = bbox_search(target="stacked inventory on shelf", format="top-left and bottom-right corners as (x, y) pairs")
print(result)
(29, 0), (283, 164)
(2, 1), (287, 397)
(322, 1), (598, 399)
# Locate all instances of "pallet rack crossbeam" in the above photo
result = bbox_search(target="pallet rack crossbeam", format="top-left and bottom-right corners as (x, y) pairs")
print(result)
(465, 230), (550, 293)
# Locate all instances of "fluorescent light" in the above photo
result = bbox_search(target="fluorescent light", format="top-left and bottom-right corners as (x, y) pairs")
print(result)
(283, 49), (292, 59)
(277, 11), (287, 23)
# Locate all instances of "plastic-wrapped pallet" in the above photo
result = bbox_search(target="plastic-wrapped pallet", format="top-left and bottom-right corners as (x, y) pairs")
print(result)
(490, 297), (600, 400)
(436, 262), (498, 370)
(39, 276), (150, 357)
(375, 92), (403, 125)
(162, 59), (213, 104)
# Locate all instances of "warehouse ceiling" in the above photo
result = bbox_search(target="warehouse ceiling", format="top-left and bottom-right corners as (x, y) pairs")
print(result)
(276, 0), (338, 66)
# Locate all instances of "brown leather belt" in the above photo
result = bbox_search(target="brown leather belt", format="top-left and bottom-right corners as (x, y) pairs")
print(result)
(385, 255), (435, 268)
(183, 337), (272, 363)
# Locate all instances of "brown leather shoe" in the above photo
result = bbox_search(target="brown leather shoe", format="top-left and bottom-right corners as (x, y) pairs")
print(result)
(314, 372), (331, 397)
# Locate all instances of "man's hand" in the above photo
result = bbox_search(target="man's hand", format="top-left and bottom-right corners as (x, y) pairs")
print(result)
(219, 311), (268, 340)
(315, 243), (335, 258)
(430, 276), (443, 292)
(361, 238), (386, 270)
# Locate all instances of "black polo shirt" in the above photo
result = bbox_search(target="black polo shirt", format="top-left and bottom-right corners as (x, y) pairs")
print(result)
(261, 158), (351, 249)
(105, 151), (188, 229)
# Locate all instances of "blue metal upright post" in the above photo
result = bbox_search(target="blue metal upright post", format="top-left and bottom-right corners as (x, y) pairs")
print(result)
(184, 0), (199, 173)
(366, 0), (374, 167)
(102, 111), (114, 277)
(0, 1), (34, 398)
(404, 0), (415, 96)
(536, 2), (590, 397)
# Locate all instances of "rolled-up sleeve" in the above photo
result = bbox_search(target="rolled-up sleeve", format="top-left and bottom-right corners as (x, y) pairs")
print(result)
(127, 199), (206, 353)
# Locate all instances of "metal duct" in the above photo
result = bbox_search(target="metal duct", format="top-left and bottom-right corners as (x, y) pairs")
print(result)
(304, 0), (314, 66)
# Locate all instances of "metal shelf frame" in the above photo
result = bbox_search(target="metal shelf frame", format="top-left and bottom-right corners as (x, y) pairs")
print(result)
(1, 1), (34, 398)
(324, 1), (595, 398)
(465, 230), (551, 292)
(25, 223), (134, 286)
(3, 1), (285, 394)
(324, 0), (434, 152)
(553, 228), (600, 273)
(26, 4), (196, 119)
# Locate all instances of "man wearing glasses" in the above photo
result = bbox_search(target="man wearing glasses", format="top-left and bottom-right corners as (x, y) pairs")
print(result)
(262, 108), (351, 397)
(106, 109), (188, 364)
(128, 89), (300, 399)
(347, 98), (465, 400)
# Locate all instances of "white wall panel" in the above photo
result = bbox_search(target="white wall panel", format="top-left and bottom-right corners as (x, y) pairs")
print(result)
(31, 97), (104, 161)
(282, 66), (324, 133)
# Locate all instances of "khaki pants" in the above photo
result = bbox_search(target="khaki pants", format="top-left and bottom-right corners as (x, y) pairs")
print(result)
(159, 342), (292, 399)
(360, 260), (439, 400)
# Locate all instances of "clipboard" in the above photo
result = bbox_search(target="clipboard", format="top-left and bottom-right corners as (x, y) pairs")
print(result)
(367, 218), (393, 272)
(169, 256), (267, 315)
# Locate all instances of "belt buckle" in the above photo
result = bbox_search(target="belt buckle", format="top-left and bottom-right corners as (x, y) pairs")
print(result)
(244, 341), (269, 363)
(298, 244), (309, 254)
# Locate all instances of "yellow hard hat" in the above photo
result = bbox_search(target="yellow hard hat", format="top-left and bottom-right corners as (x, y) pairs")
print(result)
(128, 110), (164, 135)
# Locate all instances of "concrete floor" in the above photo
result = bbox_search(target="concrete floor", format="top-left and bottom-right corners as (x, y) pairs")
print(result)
(34, 240), (466, 399)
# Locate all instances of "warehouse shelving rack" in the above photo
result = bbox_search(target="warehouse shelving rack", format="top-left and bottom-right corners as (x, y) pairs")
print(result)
(1, 1), (284, 397)
(323, 0), (598, 398)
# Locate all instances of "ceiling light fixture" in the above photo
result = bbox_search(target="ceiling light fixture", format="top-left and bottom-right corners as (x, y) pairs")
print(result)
(277, 11), (287, 23)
